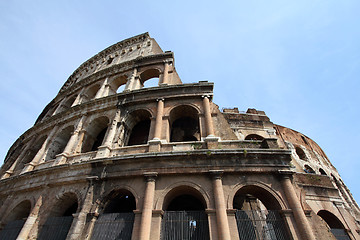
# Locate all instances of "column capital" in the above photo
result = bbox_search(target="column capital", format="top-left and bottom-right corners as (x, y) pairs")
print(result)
(209, 170), (224, 179)
(278, 170), (295, 179)
(143, 172), (158, 182)
(202, 94), (211, 99)
(156, 98), (164, 102)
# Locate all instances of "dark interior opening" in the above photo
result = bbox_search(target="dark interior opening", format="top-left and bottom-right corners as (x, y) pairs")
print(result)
(170, 117), (199, 142)
(91, 127), (108, 151)
(63, 202), (78, 216)
(296, 147), (306, 160)
(167, 194), (205, 211)
(127, 119), (151, 146)
(104, 192), (136, 213)
(319, 168), (327, 175)
(245, 134), (264, 140)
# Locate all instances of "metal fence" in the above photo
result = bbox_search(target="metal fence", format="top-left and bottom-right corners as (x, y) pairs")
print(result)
(91, 212), (134, 240)
(161, 211), (210, 240)
(0, 219), (25, 240)
(330, 228), (351, 240)
(235, 210), (290, 240)
(38, 216), (74, 240)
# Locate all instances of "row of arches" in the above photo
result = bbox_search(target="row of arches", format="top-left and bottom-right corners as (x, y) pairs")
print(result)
(47, 68), (163, 119)
(9, 104), (203, 174)
(0, 184), (350, 240)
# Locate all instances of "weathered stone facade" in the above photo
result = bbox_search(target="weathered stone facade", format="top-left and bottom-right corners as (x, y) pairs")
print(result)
(0, 33), (359, 240)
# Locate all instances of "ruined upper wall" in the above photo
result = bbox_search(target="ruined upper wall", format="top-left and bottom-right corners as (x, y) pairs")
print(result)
(58, 32), (163, 95)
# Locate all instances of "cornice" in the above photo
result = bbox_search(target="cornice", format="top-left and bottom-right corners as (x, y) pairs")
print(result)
(59, 33), (151, 94)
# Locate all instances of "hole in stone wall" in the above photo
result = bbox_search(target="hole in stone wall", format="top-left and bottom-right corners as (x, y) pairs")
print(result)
(245, 134), (264, 140)
(104, 191), (136, 213)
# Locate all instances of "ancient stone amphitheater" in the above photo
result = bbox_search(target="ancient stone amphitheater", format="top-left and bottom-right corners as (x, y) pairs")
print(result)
(0, 33), (359, 240)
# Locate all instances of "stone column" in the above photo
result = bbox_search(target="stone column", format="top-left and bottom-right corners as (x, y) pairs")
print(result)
(72, 89), (85, 106)
(73, 129), (86, 154)
(153, 98), (164, 140)
(149, 99), (164, 152)
(202, 95), (214, 137)
(161, 61), (170, 85)
(125, 68), (138, 91)
(54, 116), (86, 165)
(95, 78), (109, 99)
(280, 171), (316, 240)
(138, 172), (157, 240)
(21, 126), (59, 173)
(96, 109), (121, 158)
(209, 170), (231, 240)
(67, 176), (97, 240)
(16, 195), (43, 240)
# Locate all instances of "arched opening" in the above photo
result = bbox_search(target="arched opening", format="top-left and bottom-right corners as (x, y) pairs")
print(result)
(245, 134), (264, 141)
(317, 210), (350, 240)
(81, 117), (109, 153)
(161, 186), (210, 240)
(319, 168), (327, 176)
(15, 135), (47, 171)
(109, 75), (127, 94)
(304, 164), (315, 174)
(38, 193), (78, 240)
(233, 185), (290, 240)
(91, 190), (136, 240)
(125, 110), (151, 146)
(84, 84), (101, 101)
(55, 95), (77, 114)
(295, 147), (306, 160)
(169, 105), (200, 142)
(45, 126), (74, 160)
(0, 200), (31, 240)
(140, 69), (160, 88)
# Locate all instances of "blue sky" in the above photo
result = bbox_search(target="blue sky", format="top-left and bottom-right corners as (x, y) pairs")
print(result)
(0, 1), (359, 203)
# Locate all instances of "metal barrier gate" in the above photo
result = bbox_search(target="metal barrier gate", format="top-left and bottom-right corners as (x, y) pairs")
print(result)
(235, 210), (290, 240)
(0, 219), (26, 240)
(161, 211), (210, 240)
(38, 216), (74, 240)
(91, 212), (134, 240)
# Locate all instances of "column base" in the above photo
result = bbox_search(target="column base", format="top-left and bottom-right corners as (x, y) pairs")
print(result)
(54, 153), (69, 165)
(205, 135), (220, 149)
(20, 162), (36, 174)
(1, 170), (13, 179)
(95, 145), (111, 158)
(148, 139), (162, 152)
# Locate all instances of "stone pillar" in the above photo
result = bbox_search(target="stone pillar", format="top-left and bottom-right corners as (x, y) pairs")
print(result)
(280, 171), (316, 240)
(95, 78), (109, 99)
(149, 99), (164, 152)
(153, 99), (164, 140)
(74, 129), (86, 154)
(161, 61), (170, 85)
(67, 176), (97, 240)
(138, 172), (157, 240)
(96, 109), (121, 158)
(209, 170), (231, 240)
(16, 195), (43, 240)
(54, 116), (86, 165)
(21, 126), (59, 173)
(202, 95), (215, 137)
(72, 89), (85, 106)
(125, 68), (138, 91)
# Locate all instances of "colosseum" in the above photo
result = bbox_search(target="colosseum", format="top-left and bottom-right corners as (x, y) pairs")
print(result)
(0, 33), (359, 240)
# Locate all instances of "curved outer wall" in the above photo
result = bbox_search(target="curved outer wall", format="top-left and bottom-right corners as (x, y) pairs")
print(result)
(0, 33), (359, 240)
